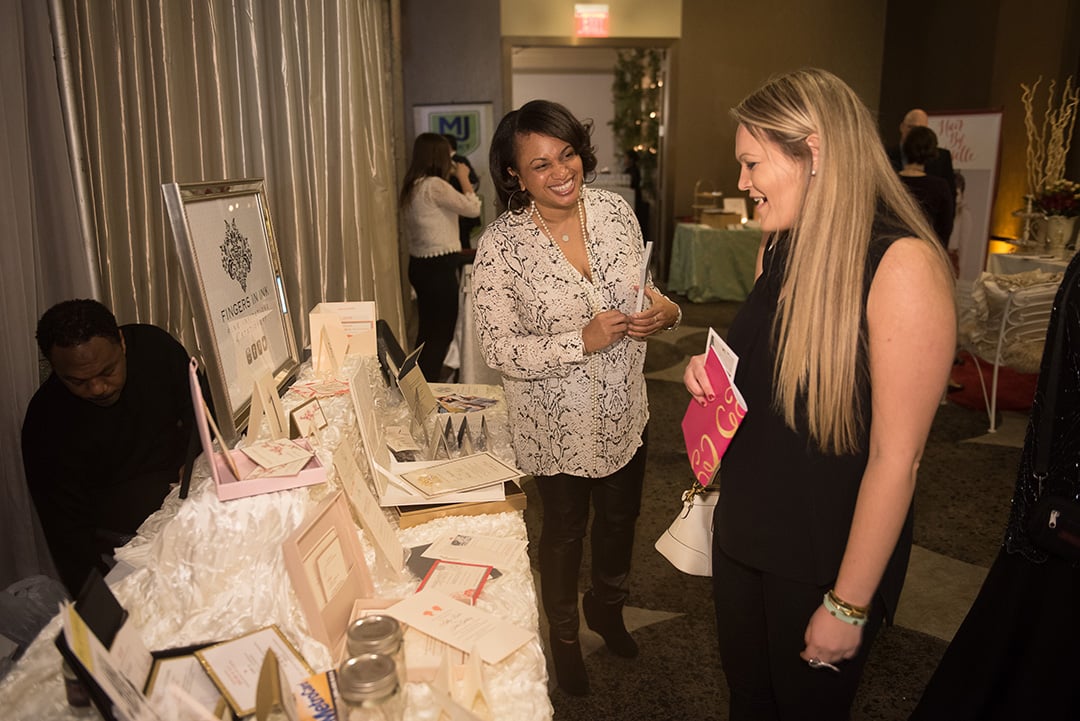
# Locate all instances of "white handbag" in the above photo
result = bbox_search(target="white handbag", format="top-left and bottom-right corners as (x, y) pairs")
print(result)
(654, 483), (719, 577)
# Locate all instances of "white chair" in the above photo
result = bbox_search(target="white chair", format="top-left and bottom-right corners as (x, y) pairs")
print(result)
(959, 274), (1059, 432)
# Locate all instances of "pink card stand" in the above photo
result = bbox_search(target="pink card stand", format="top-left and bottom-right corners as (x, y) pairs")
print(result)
(189, 358), (327, 501)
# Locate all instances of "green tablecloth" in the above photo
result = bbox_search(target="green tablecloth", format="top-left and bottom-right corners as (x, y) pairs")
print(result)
(667, 223), (762, 302)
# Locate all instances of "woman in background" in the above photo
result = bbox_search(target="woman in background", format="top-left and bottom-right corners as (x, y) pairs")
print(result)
(683, 69), (955, 719)
(898, 125), (955, 249)
(472, 99), (679, 696)
(400, 132), (481, 381)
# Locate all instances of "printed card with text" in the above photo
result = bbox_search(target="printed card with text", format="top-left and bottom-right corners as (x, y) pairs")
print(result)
(681, 328), (747, 486)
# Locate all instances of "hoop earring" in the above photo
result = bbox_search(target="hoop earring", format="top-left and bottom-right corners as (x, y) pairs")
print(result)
(508, 188), (529, 212)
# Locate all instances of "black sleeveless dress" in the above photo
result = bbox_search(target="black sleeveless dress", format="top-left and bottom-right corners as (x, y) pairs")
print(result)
(714, 217), (914, 620)
(910, 251), (1080, 721)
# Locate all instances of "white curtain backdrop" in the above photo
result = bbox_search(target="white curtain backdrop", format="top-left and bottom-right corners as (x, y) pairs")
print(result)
(2, 0), (405, 588)
(56, 0), (406, 350)
(1, 0), (93, 589)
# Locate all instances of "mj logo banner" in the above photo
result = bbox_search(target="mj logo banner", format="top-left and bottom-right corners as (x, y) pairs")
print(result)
(413, 103), (492, 164)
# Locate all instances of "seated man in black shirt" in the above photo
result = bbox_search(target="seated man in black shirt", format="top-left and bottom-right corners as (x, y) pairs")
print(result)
(21, 299), (196, 595)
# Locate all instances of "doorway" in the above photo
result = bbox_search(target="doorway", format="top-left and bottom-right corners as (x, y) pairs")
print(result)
(502, 38), (676, 277)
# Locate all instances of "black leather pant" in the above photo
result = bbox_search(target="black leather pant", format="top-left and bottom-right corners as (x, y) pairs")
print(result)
(536, 433), (647, 641)
(408, 253), (459, 382)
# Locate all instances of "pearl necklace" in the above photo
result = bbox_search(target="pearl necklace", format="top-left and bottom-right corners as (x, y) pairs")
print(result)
(532, 197), (588, 244)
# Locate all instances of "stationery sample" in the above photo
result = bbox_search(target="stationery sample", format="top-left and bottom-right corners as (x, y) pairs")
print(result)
(54, 572), (227, 721)
(417, 561), (493, 605)
(248, 370), (288, 440)
(240, 438), (314, 470)
(681, 329), (747, 486)
(376, 318), (407, 385)
(310, 301), (377, 356)
(397, 344), (440, 420)
(456, 418), (474, 457)
(421, 533), (526, 568)
(144, 655), (224, 712)
(385, 591), (533, 664)
(290, 397), (328, 439)
(635, 241), (654, 312)
(282, 492), (375, 654)
(335, 453), (407, 579)
(309, 312), (349, 376)
(290, 378), (351, 399)
(195, 626), (313, 717)
(59, 602), (160, 721)
(190, 358), (327, 501)
(397, 452), (522, 499)
(385, 425), (421, 456)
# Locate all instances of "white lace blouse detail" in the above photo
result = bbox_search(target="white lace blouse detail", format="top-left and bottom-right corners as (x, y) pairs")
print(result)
(471, 188), (649, 477)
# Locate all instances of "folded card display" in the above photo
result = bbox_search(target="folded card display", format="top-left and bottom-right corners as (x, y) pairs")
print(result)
(310, 301), (377, 357)
(190, 358), (327, 501)
(282, 491), (375, 660)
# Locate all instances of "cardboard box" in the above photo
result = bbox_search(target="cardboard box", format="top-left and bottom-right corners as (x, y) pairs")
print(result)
(699, 210), (743, 229)
(396, 481), (527, 529)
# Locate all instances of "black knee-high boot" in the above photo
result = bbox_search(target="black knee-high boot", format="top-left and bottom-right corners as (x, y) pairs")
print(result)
(583, 589), (638, 658)
(540, 537), (590, 694)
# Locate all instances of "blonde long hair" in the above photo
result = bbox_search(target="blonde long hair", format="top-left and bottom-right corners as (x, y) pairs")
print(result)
(732, 68), (950, 455)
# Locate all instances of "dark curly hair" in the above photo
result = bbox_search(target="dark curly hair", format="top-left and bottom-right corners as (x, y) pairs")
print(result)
(36, 299), (121, 357)
(488, 99), (597, 213)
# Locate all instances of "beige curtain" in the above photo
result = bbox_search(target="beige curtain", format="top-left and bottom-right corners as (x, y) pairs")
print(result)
(55, 0), (405, 351)
(1, 0), (91, 589)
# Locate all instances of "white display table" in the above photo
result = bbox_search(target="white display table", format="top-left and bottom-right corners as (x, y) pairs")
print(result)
(0, 356), (550, 720)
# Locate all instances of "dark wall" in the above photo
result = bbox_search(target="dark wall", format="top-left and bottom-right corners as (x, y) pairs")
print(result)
(881, 0), (1080, 239)
(400, 0), (503, 141)
(879, 0), (998, 138)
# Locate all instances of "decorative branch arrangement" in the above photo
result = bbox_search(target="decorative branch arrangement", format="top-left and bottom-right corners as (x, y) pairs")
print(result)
(1021, 76), (1079, 197)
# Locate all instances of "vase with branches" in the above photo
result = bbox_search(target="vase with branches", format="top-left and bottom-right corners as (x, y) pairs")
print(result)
(1020, 76), (1080, 246)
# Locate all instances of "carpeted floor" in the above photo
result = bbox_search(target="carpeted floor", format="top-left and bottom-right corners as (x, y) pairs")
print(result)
(522, 294), (1027, 721)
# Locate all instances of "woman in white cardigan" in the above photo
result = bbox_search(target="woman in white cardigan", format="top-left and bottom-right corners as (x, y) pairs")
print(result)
(400, 132), (481, 381)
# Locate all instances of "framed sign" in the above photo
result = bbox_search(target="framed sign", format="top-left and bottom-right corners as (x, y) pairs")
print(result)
(928, 110), (1004, 281)
(164, 178), (300, 445)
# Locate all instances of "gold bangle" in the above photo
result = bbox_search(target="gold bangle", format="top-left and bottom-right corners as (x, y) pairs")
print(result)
(826, 589), (870, 619)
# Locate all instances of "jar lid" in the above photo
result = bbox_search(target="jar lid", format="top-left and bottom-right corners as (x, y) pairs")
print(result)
(338, 654), (398, 702)
(346, 615), (403, 656)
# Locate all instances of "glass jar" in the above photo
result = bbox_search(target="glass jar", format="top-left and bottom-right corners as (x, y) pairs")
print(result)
(346, 615), (406, 690)
(337, 654), (404, 721)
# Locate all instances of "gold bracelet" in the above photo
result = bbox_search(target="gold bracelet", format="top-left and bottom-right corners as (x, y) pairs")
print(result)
(826, 589), (870, 619)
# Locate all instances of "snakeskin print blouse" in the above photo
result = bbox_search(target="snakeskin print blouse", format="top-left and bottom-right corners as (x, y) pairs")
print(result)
(471, 187), (648, 478)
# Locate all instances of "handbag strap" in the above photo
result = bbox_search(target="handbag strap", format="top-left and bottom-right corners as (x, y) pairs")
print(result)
(1034, 271), (1076, 480)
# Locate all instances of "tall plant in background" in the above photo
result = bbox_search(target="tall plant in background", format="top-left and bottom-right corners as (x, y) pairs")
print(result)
(610, 49), (663, 202)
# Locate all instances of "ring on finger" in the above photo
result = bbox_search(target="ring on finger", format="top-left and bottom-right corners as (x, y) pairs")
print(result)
(807, 658), (840, 673)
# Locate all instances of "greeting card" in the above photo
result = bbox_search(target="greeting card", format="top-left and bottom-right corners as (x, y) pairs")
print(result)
(681, 329), (747, 486)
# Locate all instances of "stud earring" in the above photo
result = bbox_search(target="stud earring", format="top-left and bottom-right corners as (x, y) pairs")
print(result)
(810, 168), (817, 177)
